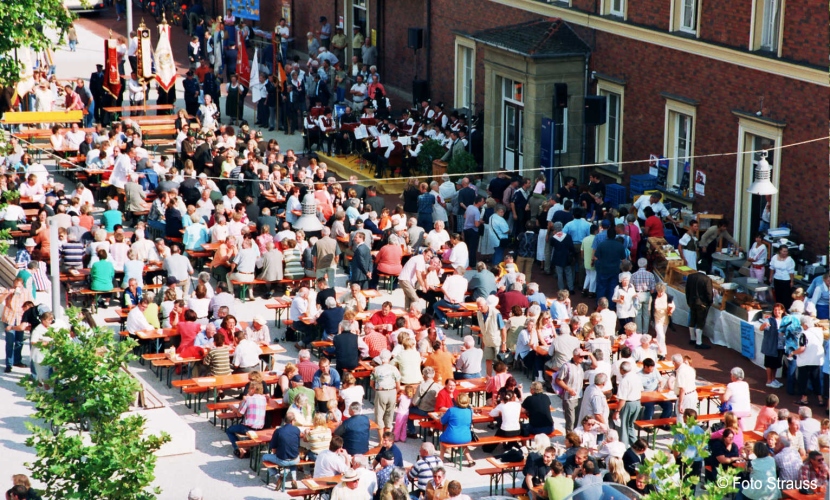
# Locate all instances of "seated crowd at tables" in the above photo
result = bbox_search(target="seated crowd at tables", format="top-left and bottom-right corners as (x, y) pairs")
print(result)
(7, 124), (829, 499)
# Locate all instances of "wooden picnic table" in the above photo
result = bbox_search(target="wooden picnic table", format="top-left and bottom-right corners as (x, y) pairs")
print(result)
(265, 298), (292, 327)
(301, 476), (342, 492)
(607, 384), (727, 413)
(103, 104), (175, 115)
(193, 372), (279, 403)
(478, 456), (527, 494)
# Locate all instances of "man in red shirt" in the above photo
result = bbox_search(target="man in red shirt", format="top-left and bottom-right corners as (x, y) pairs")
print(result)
(363, 325), (388, 359)
(369, 301), (396, 333)
(497, 283), (529, 318)
(63, 85), (85, 112)
(642, 207), (665, 239)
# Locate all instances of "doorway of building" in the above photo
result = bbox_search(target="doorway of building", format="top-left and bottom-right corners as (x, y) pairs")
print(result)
(503, 101), (524, 172)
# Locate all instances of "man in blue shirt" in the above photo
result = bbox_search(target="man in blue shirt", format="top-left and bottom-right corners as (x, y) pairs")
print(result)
(333, 401), (371, 455)
(564, 207), (593, 290)
(526, 282), (548, 312)
(372, 431), (404, 468)
(311, 357), (342, 389)
(262, 413), (302, 491)
(639, 358), (673, 420)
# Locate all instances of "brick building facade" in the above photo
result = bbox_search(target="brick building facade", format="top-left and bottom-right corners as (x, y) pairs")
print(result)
(270, 0), (827, 255)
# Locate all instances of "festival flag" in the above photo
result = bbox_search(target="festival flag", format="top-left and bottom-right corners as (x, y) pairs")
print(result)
(15, 48), (35, 98)
(236, 30), (251, 87)
(155, 18), (177, 92)
(103, 38), (122, 98)
(136, 21), (154, 80)
(277, 62), (287, 87)
(250, 49), (262, 103)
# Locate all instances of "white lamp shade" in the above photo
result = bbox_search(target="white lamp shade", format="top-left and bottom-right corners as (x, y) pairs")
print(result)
(293, 193), (324, 232)
(746, 155), (778, 195)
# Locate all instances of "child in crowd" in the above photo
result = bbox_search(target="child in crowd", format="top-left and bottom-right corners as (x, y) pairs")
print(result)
(393, 385), (415, 441)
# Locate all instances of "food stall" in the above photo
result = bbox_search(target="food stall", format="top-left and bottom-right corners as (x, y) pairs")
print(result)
(646, 229), (821, 368)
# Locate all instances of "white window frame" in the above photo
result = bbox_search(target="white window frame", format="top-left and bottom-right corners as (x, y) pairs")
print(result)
(663, 98), (697, 189)
(600, 0), (627, 19)
(732, 114), (784, 247)
(750, 0), (785, 57)
(595, 78), (624, 171)
(669, 0), (702, 36)
(453, 37), (476, 111)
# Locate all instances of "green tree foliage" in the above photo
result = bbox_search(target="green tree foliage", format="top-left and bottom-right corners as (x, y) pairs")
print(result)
(0, 0), (75, 86)
(640, 416), (739, 500)
(21, 307), (170, 499)
(416, 139), (446, 175)
(447, 150), (478, 181)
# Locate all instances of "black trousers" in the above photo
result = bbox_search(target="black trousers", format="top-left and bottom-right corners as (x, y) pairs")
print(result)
(463, 228), (479, 264)
(798, 365), (822, 398)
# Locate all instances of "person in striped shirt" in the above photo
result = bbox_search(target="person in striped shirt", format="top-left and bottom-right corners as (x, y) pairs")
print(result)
(202, 333), (232, 377)
(407, 442), (442, 493)
(225, 381), (268, 458)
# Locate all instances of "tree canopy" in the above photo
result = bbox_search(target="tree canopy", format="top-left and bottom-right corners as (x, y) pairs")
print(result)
(0, 0), (75, 86)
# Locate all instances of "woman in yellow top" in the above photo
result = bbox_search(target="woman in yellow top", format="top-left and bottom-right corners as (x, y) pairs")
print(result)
(300, 413), (332, 460)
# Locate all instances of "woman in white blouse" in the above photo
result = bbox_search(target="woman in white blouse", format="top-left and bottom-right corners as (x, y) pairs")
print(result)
(651, 283), (675, 360)
(30, 311), (55, 386)
(747, 233), (768, 282)
(769, 246), (795, 310)
(612, 272), (639, 336)
(484, 390), (523, 453)
(722, 367), (752, 429)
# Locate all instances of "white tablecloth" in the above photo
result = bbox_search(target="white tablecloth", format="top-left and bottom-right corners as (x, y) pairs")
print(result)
(664, 283), (765, 368)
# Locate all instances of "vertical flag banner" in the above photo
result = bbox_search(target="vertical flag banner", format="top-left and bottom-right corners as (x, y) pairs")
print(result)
(15, 48), (35, 98)
(236, 30), (251, 87)
(137, 22), (154, 80)
(103, 38), (122, 98)
(155, 19), (177, 92)
(250, 49), (262, 103)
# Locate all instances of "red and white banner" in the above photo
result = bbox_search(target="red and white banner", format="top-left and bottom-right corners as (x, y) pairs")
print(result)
(103, 38), (122, 98)
(155, 22), (177, 92)
(236, 30), (251, 87)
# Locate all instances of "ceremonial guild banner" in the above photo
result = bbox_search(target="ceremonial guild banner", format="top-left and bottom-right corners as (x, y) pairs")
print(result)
(137, 25), (154, 80)
(103, 38), (122, 98)
(155, 23), (177, 92)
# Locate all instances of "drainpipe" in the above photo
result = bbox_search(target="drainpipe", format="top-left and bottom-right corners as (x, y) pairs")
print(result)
(425, 0), (431, 83)
(581, 52), (590, 180)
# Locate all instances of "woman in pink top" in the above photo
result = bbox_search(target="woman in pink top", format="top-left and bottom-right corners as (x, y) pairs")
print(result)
(176, 309), (205, 358)
(709, 411), (744, 450)
(485, 359), (511, 405)
(313, 183), (334, 221)
(374, 237), (403, 275)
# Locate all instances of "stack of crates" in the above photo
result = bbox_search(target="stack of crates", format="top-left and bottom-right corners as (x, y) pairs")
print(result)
(605, 184), (626, 208)
(629, 174), (658, 197)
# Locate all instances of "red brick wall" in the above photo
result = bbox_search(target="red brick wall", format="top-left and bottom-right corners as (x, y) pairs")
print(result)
(626, 0), (670, 30)
(428, 0), (538, 106)
(781, 0), (828, 67)
(377, 0), (426, 94)
(592, 31), (828, 254)
(700, 0), (752, 49)
(570, 0), (595, 13)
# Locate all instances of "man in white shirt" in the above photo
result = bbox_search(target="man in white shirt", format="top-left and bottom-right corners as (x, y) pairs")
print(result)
(349, 75), (368, 111)
(290, 287), (312, 348)
(673, 353), (698, 425)
(613, 360), (643, 446)
(632, 192), (673, 223)
(446, 234), (469, 270)
(109, 148), (135, 190)
(64, 123), (86, 150)
(597, 298), (618, 338)
(127, 72), (144, 105)
(70, 182), (95, 207)
(432, 266), (467, 326)
(398, 248), (434, 310)
(221, 186), (241, 210)
(232, 331), (262, 373)
(126, 298), (155, 336)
